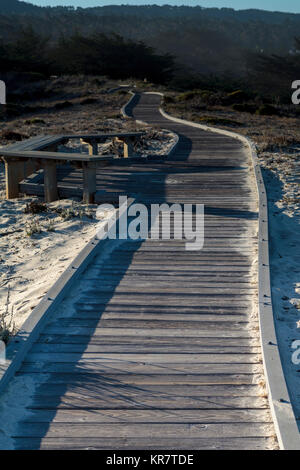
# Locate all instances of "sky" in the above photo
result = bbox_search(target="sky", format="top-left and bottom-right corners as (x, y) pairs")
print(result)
(28, 1), (300, 14)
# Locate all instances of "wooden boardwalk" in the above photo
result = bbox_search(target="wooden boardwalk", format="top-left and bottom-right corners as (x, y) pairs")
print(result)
(7, 93), (276, 449)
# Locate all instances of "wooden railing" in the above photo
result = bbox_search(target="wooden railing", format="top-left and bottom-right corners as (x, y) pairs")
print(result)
(0, 132), (143, 203)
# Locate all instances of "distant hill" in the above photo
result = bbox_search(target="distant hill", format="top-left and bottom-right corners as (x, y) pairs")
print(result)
(1, 1), (300, 76)
(86, 5), (300, 24)
(1, 1), (300, 23)
(0, 0), (42, 15)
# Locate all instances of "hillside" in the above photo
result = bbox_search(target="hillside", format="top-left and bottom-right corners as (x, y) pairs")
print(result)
(1, 2), (300, 80)
(0, 0), (41, 15)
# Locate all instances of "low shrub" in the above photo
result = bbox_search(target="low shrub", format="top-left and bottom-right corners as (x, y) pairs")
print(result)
(0, 129), (27, 141)
(24, 117), (46, 125)
(80, 97), (98, 105)
(176, 90), (202, 101)
(255, 104), (279, 116)
(54, 101), (73, 110)
(232, 103), (256, 113)
(24, 201), (47, 214)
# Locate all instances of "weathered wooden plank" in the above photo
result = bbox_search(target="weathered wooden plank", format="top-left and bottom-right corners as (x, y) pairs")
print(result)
(27, 394), (268, 410)
(20, 362), (259, 375)
(42, 326), (255, 338)
(96, 265), (253, 272)
(46, 319), (254, 330)
(13, 436), (275, 450)
(82, 287), (253, 296)
(16, 408), (272, 423)
(25, 352), (260, 364)
(30, 343), (260, 354)
(37, 334), (258, 347)
(32, 382), (263, 397)
(14, 422), (274, 439)
(17, 372), (260, 385)
(55, 312), (251, 322)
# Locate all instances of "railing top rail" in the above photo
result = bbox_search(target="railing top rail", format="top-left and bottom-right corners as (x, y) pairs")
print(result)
(0, 149), (115, 163)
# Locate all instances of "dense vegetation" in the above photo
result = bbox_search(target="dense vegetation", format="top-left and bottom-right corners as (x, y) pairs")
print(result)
(1, 3), (300, 75)
(0, 28), (175, 84)
(0, 2), (300, 104)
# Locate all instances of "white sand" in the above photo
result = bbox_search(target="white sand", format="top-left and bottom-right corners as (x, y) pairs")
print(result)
(258, 150), (300, 421)
(0, 192), (99, 331)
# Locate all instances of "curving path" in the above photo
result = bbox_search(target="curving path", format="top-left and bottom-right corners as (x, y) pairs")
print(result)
(0, 93), (277, 450)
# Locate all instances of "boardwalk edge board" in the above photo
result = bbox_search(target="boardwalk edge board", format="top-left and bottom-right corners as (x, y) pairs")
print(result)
(124, 90), (299, 450)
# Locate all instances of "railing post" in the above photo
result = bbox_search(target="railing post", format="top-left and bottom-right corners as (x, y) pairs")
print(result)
(123, 137), (134, 158)
(43, 160), (58, 202)
(81, 139), (98, 156)
(114, 137), (135, 158)
(4, 158), (22, 199)
(82, 162), (97, 203)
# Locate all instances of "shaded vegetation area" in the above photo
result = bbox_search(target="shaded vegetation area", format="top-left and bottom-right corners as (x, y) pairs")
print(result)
(0, 28), (174, 84)
(2, 3), (300, 76)
(1, 2), (300, 121)
(1, 25), (300, 105)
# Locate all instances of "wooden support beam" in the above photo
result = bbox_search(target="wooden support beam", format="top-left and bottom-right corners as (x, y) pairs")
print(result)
(43, 160), (58, 203)
(114, 137), (135, 158)
(123, 137), (134, 158)
(80, 139), (98, 156)
(4, 159), (22, 199)
(82, 162), (97, 204)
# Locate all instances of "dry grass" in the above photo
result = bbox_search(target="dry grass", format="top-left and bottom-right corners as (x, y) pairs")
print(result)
(0, 288), (16, 344)
(164, 98), (300, 148)
(0, 76), (133, 144)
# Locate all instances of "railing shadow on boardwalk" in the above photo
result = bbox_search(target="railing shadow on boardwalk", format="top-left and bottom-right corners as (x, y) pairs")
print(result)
(13, 92), (258, 450)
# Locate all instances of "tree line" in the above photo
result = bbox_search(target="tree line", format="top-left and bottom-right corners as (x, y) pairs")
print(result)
(1, 24), (300, 103)
(0, 28), (175, 84)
